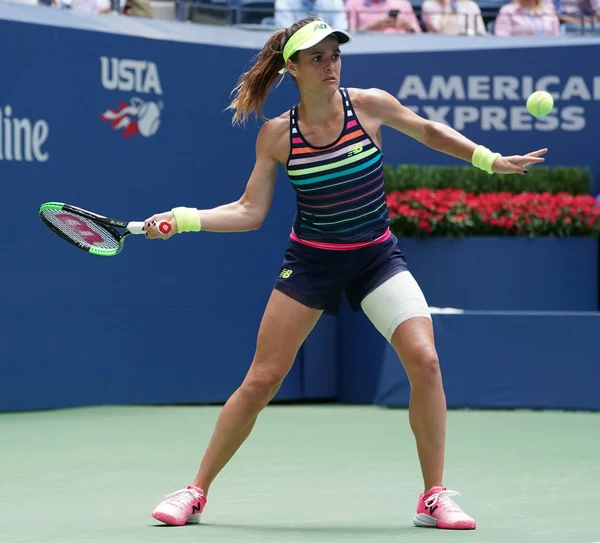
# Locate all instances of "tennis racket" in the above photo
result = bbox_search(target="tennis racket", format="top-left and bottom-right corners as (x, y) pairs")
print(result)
(38, 202), (171, 256)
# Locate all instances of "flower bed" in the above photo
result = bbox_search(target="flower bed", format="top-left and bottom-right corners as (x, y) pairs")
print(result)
(387, 189), (600, 238)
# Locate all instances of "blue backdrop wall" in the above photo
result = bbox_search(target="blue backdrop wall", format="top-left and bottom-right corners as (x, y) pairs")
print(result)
(1, 6), (599, 411)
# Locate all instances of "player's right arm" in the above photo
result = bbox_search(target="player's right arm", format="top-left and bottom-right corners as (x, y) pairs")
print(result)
(195, 121), (280, 233)
(144, 118), (287, 239)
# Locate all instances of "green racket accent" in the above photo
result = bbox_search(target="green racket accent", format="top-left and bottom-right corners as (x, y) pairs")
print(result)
(39, 203), (65, 212)
(89, 245), (124, 257)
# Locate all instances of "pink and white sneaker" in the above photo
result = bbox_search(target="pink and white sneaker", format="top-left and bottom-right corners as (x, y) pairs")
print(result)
(413, 486), (476, 530)
(152, 485), (207, 526)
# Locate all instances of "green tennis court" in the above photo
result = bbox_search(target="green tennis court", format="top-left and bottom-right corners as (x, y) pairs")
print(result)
(2, 405), (599, 543)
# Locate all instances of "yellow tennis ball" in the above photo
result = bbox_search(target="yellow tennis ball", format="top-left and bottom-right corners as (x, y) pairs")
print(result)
(527, 91), (554, 117)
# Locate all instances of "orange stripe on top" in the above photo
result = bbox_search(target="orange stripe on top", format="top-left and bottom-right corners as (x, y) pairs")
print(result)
(291, 129), (365, 156)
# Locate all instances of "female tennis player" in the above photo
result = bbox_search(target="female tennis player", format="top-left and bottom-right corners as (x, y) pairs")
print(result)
(144, 17), (546, 530)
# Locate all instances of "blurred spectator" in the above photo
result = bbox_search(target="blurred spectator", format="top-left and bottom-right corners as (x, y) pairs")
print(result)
(54, 0), (126, 12)
(275, 0), (349, 29)
(124, 0), (153, 16)
(421, 0), (487, 35)
(7, 0), (39, 5)
(345, 0), (422, 33)
(494, 0), (560, 35)
(556, 0), (600, 24)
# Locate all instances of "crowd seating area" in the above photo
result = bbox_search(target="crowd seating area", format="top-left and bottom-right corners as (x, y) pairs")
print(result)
(4, 0), (600, 35)
(187, 0), (512, 27)
(180, 0), (599, 36)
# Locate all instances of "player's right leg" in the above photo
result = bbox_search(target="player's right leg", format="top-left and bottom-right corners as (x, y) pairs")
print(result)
(151, 289), (323, 526)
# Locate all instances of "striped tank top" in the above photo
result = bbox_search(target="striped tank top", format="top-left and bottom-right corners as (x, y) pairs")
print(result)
(286, 88), (391, 251)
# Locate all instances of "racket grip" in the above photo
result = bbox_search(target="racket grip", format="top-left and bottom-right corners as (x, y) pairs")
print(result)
(127, 221), (171, 235)
(158, 221), (172, 235)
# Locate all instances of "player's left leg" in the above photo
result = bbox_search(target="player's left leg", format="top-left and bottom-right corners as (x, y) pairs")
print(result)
(360, 270), (476, 530)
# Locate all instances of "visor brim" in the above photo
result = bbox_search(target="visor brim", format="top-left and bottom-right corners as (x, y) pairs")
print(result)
(294, 29), (352, 53)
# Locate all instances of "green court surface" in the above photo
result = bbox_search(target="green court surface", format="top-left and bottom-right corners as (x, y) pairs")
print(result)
(1, 405), (599, 543)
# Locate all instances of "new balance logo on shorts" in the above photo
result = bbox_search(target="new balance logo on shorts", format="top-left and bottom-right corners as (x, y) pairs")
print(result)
(279, 268), (293, 279)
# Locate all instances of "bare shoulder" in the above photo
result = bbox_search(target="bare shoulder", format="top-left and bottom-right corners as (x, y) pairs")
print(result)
(347, 87), (398, 116)
(260, 112), (290, 142)
(256, 111), (290, 164)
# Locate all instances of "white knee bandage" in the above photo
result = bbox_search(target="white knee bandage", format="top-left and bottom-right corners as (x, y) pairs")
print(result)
(360, 271), (431, 343)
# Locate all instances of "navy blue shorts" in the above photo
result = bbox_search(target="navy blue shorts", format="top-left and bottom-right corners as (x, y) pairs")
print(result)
(274, 233), (409, 316)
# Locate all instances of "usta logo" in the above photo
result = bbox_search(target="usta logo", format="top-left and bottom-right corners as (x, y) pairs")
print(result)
(100, 57), (163, 138)
(101, 57), (162, 95)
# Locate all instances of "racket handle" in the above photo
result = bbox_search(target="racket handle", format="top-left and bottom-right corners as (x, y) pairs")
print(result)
(157, 221), (172, 235)
(127, 221), (171, 235)
(127, 222), (146, 235)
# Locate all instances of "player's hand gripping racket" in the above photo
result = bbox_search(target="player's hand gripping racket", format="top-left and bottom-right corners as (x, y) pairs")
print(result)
(38, 202), (171, 256)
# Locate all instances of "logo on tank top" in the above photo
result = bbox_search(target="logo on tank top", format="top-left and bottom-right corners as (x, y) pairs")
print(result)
(99, 57), (163, 139)
(347, 142), (363, 157)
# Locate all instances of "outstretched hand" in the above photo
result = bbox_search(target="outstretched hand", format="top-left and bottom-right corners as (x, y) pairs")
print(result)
(493, 148), (548, 175)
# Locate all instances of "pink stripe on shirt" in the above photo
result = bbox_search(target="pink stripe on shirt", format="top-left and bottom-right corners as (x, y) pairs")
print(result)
(290, 228), (391, 251)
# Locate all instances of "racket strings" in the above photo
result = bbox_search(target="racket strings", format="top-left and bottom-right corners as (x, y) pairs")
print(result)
(41, 209), (120, 250)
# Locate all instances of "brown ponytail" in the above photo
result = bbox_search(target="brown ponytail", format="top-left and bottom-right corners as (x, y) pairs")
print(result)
(227, 17), (322, 126)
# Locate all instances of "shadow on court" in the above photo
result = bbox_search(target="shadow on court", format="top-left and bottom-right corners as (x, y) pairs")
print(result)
(152, 522), (419, 536)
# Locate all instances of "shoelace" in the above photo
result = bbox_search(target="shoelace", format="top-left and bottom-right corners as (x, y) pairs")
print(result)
(425, 489), (462, 513)
(164, 488), (202, 510)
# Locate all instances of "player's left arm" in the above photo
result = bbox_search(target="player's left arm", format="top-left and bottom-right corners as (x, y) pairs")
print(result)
(361, 88), (547, 175)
